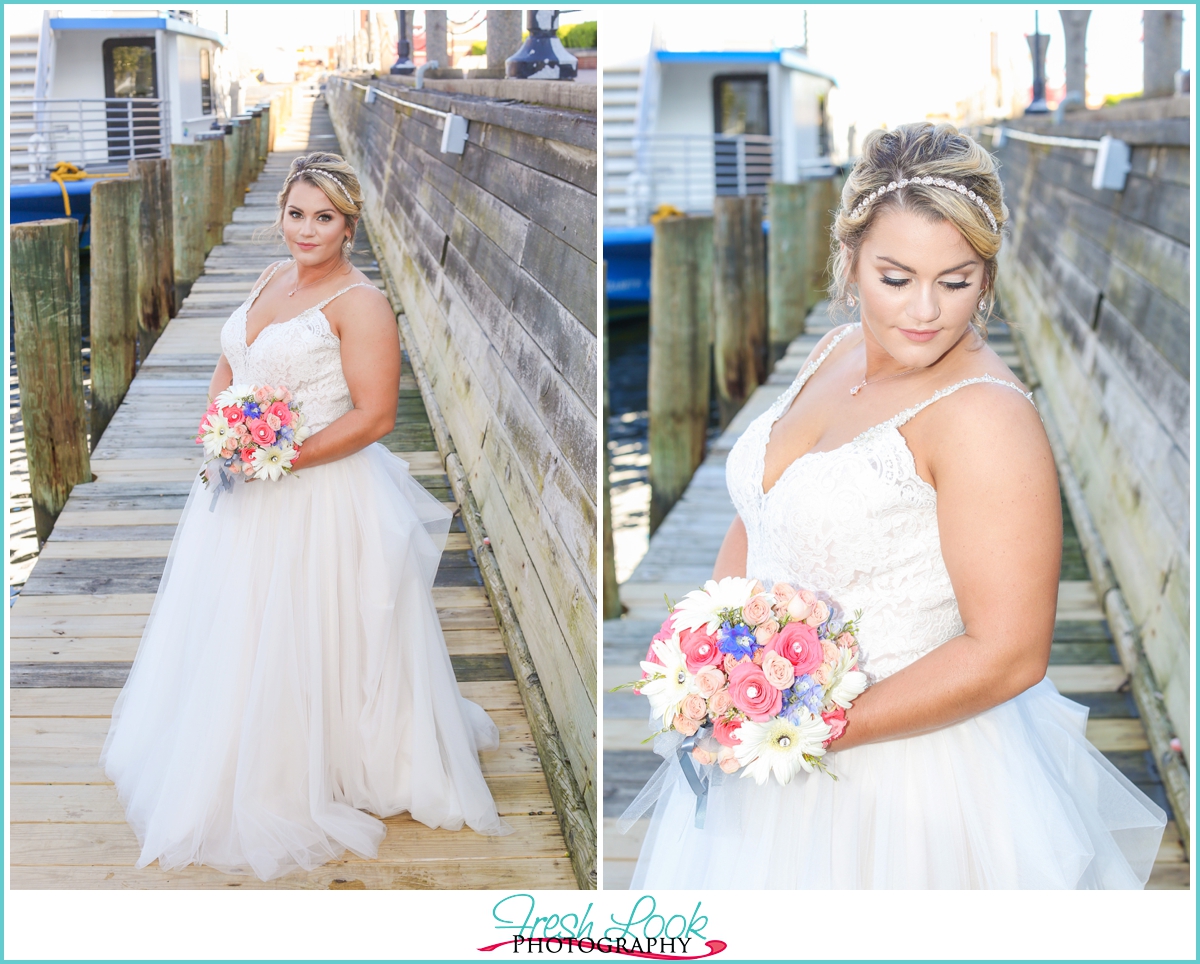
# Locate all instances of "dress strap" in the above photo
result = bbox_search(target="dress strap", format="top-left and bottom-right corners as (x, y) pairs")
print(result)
(889, 374), (1035, 429)
(246, 260), (288, 307)
(769, 323), (862, 420)
(315, 282), (379, 310)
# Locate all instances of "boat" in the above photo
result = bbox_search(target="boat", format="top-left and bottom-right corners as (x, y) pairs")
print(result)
(9, 9), (234, 244)
(603, 47), (838, 304)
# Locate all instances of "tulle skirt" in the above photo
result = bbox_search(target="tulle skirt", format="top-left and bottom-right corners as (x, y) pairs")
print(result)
(101, 443), (511, 882)
(629, 679), (1166, 889)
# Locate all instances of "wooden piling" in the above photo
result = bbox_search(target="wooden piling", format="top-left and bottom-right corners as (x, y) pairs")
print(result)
(9, 218), (91, 543)
(222, 123), (242, 223)
(768, 181), (812, 359)
(712, 195), (767, 428)
(649, 215), (714, 533)
(171, 143), (206, 300)
(199, 136), (225, 253)
(267, 94), (279, 152)
(88, 178), (142, 444)
(807, 177), (840, 311)
(602, 263), (622, 619)
(154, 158), (176, 326)
(258, 104), (271, 162)
(128, 158), (175, 359)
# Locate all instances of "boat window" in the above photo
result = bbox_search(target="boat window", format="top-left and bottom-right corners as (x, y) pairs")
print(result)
(200, 48), (213, 114)
(103, 38), (158, 100)
(712, 75), (770, 136)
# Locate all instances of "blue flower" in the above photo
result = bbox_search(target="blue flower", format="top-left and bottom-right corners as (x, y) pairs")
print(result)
(782, 674), (825, 720)
(243, 402), (262, 419)
(279, 426), (294, 442)
(717, 622), (756, 660)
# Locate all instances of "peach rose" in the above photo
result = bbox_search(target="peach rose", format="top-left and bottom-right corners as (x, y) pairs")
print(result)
(805, 600), (831, 627)
(813, 665), (831, 686)
(768, 621), (824, 676)
(265, 413), (282, 431)
(723, 654), (738, 674)
(771, 582), (797, 611)
(727, 662), (782, 721)
(712, 716), (742, 747)
(681, 693), (708, 722)
(761, 651), (796, 690)
(837, 632), (856, 647)
(691, 745), (717, 767)
(679, 627), (722, 673)
(786, 592), (813, 622)
(717, 746), (741, 773)
(741, 594), (772, 627)
(694, 666), (726, 700)
(821, 640), (840, 664)
(673, 713), (699, 736)
(747, 579), (764, 597)
(751, 647), (766, 665)
(235, 422), (250, 438)
(254, 386), (272, 404)
(708, 689), (734, 717)
(754, 618), (780, 645)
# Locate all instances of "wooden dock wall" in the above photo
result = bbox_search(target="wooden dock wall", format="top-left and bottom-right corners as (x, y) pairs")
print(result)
(325, 76), (597, 821)
(994, 98), (1191, 759)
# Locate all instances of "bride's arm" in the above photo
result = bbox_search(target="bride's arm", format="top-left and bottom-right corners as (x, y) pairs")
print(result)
(289, 287), (400, 470)
(832, 383), (1062, 751)
(207, 355), (233, 403)
(713, 516), (748, 579)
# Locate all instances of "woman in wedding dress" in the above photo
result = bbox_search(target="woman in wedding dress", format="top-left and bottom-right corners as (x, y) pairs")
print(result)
(629, 123), (1166, 889)
(101, 152), (510, 882)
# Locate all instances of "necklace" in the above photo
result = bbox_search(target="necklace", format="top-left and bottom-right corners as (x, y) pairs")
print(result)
(287, 259), (345, 297)
(849, 365), (918, 396)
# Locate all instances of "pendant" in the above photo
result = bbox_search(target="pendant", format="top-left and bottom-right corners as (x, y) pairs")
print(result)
(849, 381), (865, 396)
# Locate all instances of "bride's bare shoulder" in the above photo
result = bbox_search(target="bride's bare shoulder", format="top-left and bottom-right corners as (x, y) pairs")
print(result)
(799, 321), (863, 368)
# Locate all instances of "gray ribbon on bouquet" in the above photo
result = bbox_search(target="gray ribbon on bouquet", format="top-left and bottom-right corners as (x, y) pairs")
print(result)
(616, 725), (713, 833)
(208, 464), (234, 512)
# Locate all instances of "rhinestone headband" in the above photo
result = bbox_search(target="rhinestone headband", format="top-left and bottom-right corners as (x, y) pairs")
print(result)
(850, 176), (998, 233)
(287, 167), (356, 206)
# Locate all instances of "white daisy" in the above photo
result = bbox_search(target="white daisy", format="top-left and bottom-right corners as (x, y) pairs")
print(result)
(671, 576), (760, 634)
(214, 384), (255, 408)
(250, 443), (297, 481)
(826, 648), (868, 709)
(734, 712), (831, 786)
(200, 415), (235, 458)
(638, 634), (693, 727)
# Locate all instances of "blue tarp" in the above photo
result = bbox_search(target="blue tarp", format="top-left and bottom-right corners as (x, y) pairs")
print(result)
(10, 180), (94, 245)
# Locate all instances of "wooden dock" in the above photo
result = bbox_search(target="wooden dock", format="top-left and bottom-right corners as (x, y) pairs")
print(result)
(602, 304), (1189, 890)
(10, 88), (575, 889)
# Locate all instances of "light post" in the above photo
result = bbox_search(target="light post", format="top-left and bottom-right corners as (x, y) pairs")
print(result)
(391, 10), (415, 75)
(1025, 11), (1050, 114)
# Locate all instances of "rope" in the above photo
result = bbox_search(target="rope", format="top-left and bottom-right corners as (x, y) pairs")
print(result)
(47, 161), (127, 217)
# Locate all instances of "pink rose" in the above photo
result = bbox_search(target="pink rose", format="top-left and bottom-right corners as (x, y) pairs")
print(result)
(641, 640), (665, 679)
(741, 594), (772, 627)
(837, 632), (855, 647)
(692, 745), (716, 767)
(265, 413), (282, 431)
(651, 617), (675, 644)
(254, 386), (272, 404)
(235, 422), (250, 438)
(768, 621), (824, 676)
(222, 405), (245, 427)
(754, 619), (780, 645)
(761, 651), (796, 690)
(280, 388), (293, 404)
(266, 401), (294, 427)
(712, 717), (742, 747)
(786, 592), (813, 622)
(717, 746), (741, 773)
(821, 640), (840, 664)
(723, 654), (738, 674)
(681, 693), (708, 722)
(805, 600), (831, 627)
(238, 447), (256, 464)
(822, 707), (847, 746)
(751, 647), (765, 665)
(246, 418), (276, 446)
(813, 664), (831, 686)
(678, 627), (722, 673)
(771, 582), (797, 611)
(694, 666), (726, 700)
(727, 662), (783, 721)
(708, 689), (734, 717)
(747, 579), (764, 597)
(673, 713), (699, 736)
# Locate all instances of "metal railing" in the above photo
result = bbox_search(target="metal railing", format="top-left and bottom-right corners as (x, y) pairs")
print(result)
(9, 97), (170, 183)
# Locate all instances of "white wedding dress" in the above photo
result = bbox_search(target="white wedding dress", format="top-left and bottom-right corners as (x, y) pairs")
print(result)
(102, 261), (511, 881)
(630, 323), (1166, 889)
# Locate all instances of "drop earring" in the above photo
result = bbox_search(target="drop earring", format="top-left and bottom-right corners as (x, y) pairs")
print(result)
(978, 297), (986, 311)
(846, 292), (856, 308)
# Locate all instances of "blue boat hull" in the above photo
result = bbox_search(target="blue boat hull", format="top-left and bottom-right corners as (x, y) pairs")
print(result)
(10, 180), (94, 246)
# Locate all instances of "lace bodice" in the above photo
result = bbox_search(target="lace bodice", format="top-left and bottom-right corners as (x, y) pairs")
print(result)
(219, 261), (377, 432)
(726, 323), (1035, 682)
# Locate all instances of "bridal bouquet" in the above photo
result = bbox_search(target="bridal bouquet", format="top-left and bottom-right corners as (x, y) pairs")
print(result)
(196, 384), (310, 487)
(625, 577), (868, 786)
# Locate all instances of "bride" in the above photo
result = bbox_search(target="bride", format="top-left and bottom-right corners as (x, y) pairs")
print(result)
(101, 152), (510, 882)
(628, 123), (1166, 889)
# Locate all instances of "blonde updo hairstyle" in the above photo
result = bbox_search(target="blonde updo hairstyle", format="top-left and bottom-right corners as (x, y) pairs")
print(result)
(829, 122), (1008, 335)
(272, 152), (365, 255)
